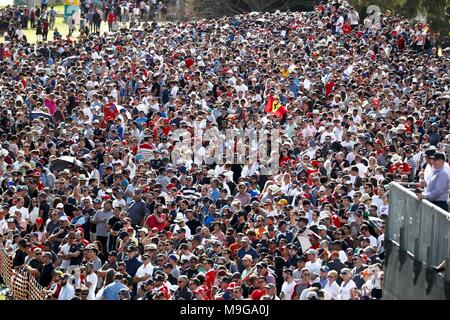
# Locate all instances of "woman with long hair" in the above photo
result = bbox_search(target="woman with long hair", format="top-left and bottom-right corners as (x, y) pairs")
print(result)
(93, 240), (106, 263)
(28, 197), (40, 226)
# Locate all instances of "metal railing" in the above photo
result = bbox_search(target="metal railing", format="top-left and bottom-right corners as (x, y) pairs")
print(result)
(386, 182), (450, 282)
(0, 244), (46, 300)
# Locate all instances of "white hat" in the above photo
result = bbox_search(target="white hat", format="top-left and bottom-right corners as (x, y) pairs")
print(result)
(305, 248), (318, 255)
(391, 154), (402, 164)
(59, 215), (68, 221)
(396, 124), (407, 131)
(269, 185), (281, 194)
(360, 193), (372, 203)
(56, 203), (64, 209)
(174, 213), (184, 223)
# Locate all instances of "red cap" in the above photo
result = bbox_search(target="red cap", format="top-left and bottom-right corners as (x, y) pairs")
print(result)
(35, 217), (43, 224)
(164, 118), (170, 123)
(228, 282), (237, 290)
(311, 160), (319, 168)
(167, 183), (175, 190)
(331, 251), (340, 256)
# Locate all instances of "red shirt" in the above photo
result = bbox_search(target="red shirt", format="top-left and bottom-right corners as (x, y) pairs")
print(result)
(144, 213), (167, 232)
(204, 269), (215, 300)
(325, 81), (335, 97)
(158, 285), (169, 299)
(185, 58), (195, 69)
(250, 289), (266, 300)
(107, 13), (115, 23)
(343, 24), (351, 34)
(103, 102), (118, 121)
(389, 162), (411, 174)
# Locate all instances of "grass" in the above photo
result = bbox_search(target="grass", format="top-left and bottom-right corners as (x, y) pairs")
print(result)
(0, 4), (109, 43)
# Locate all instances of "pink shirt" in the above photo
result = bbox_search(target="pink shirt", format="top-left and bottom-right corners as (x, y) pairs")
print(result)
(44, 98), (57, 115)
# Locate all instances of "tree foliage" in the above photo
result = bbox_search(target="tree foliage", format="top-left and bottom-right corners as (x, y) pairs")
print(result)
(349, 0), (450, 38)
(191, 0), (318, 19)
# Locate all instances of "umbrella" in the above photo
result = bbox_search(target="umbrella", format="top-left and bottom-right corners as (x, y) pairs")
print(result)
(30, 111), (52, 121)
(50, 156), (88, 175)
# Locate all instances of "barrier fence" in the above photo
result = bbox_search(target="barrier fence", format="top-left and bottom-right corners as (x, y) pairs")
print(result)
(0, 245), (46, 300)
(386, 182), (450, 282)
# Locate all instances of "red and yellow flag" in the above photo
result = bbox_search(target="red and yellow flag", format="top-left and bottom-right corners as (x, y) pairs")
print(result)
(265, 95), (287, 119)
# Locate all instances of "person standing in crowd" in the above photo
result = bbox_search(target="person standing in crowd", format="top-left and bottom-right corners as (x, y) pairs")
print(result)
(0, 0), (448, 302)
(417, 152), (450, 211)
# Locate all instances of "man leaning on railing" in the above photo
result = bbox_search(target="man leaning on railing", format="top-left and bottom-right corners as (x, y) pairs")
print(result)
(415, 151), (450, 212)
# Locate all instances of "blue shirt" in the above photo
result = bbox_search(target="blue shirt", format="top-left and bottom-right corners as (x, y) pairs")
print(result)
(103, 281), (127, 300)
(210, 188), (220, 202)
(237, 246), (258, 261)
(424, 167), (450, 202)
(203, 214), (215, 227)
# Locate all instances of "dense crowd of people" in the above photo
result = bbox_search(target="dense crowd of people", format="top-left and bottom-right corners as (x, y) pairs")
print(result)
(0, 0), (449, 301)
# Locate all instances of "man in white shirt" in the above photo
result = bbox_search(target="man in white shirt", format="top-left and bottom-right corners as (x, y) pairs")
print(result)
(84, 262), (98, 300)
(134, 254), (154, 288)
(58, 274), (75, 300)
(304, 249), (321, 278)
(280, 269), (296, 300)
(9, 197), (29, 225)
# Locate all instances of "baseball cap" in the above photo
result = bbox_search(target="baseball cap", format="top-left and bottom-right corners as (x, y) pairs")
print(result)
(430, 151), (446, 162)
(144, 243), (158, 250)
(320, 265), (329, 272)
(56, 203), (64, 209)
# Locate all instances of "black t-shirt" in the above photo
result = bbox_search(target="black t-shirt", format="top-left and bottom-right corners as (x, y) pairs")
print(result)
(64, 203), (76, 217)
(107, 215), (120, 250)
(69, 242), (85, 266)
(185, 219), (202, 235)
(13, 249), (27, 267)
(39, 263), (54, 288)
(174, 287), (193, 300)
(51, 227), (68, 253)
(28, 257), (43, 272)
(83, 208), (96, 233)
(39, 201), (51, 222)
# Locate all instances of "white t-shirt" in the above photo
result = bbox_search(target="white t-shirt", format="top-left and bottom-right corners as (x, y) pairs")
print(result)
(305, 260), (321, 277)
(58, 284), (75, 300)
(135, 263), (154, 288)
(86, 272), (98, 300)
(368, 235), (378, 248)
(323, 280), (340, 300)
(59, 244), (71, 269)
(29, 208), (40, 225)
(339, 279), (357, 300)
(9, 206), (29, 221)
(0, 218), (8, 235)
(281, 281), (296, 300)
